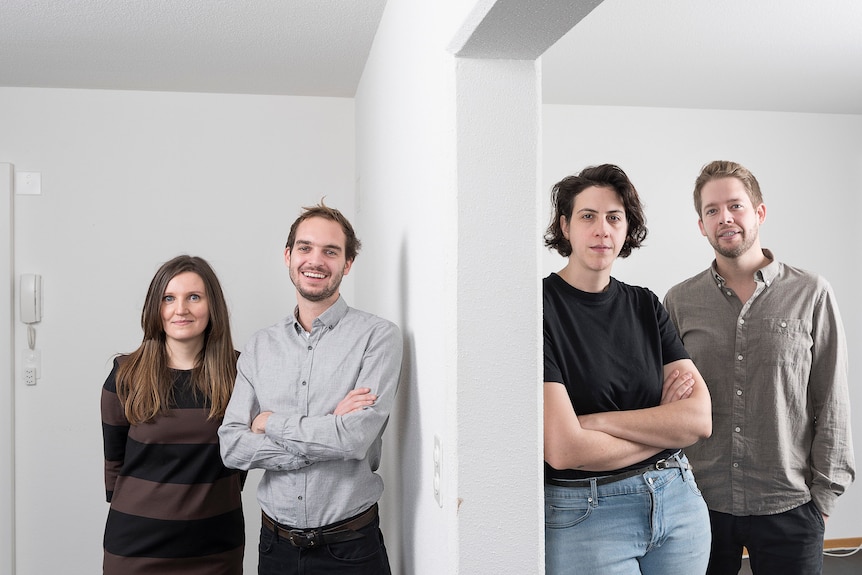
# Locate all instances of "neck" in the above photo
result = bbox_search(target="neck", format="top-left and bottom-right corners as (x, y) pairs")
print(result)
(714, 244), (769, 284)
(165, 338), (203, 370)
(295, 294), (338, 332)
(557, 265), (611, 294)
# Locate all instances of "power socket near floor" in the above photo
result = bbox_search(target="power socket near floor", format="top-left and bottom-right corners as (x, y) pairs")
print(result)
(23, 349), (40, 385)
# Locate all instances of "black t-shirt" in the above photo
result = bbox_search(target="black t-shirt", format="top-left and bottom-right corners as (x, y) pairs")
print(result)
(543, 273), (689, 480)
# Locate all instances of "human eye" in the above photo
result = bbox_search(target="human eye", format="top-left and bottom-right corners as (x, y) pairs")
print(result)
(189, 294), (201, 302)
(163, 295), (175, 303)
(581, 213), (593, 220)
(704, 208), (717, 216)
(325, 249), (338, 256)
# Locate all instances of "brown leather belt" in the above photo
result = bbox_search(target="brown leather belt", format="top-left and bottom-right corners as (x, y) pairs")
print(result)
(547, 454), (691, 488)
(261, 503), (378, 549)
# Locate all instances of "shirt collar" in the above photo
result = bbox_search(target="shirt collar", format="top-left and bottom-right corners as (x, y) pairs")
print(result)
(710, 248), (780, 288)
(291, 295), (349, 334)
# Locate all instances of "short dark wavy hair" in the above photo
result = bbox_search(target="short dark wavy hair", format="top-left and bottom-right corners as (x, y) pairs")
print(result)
(544, 164), (648, 259)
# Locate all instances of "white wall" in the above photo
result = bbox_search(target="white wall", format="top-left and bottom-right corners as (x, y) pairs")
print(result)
(542, 104), (862, 538)
(0, 86), (356, 574)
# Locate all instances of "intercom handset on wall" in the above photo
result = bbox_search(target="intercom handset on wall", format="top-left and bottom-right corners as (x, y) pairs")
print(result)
(20, 273), (42, 385)
(20, 273), (42, 324)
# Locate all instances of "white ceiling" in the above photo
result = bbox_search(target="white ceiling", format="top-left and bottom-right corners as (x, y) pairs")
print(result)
(1, 0), (860, 114)
(542, 0), (862, 114)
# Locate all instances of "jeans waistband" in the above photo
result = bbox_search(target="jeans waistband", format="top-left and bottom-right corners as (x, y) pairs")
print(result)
(546, 452), (689, 488)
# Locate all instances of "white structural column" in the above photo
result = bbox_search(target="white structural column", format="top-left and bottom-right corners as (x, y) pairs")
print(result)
(448, 2), (603, 573)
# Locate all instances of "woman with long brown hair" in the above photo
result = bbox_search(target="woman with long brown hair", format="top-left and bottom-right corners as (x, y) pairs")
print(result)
(101, 255), (244, 574)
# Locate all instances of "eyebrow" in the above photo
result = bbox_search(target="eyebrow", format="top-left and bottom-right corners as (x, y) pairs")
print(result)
(576, 207), (624, 214)
(295, 239), (343, 252)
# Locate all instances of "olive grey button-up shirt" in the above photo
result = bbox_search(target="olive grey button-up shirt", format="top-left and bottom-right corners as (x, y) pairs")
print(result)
(664, 250), (854, 516)
(218, 296), (402, 529)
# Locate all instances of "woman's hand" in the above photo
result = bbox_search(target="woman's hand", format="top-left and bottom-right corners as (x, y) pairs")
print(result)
(661, 369), (694, 405)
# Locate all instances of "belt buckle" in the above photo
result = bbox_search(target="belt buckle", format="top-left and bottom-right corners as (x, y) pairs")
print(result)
(654, 458), (669, 470)
(287, 529), (320, 548)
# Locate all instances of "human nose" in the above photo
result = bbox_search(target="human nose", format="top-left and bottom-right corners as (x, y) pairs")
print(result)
(175, 299), (189, 314)
(595, 219), (610, 237)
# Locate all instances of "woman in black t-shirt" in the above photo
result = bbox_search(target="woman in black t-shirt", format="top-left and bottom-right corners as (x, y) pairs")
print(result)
(542, 165), (712, 575)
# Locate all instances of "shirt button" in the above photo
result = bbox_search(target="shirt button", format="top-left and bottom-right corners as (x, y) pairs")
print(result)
(737, 354), (744, 361)
(301, 381), (307, 386)
(738, 318), (745, 325)
(307, 345), (312, 351)
(736, 390), (743, 396)
(298, 496), (303, 501)
(726, 290), (733, 296)
(733, 463), (739, 468)
(734, 427), (741, 433)
(780, 321), (787, 328)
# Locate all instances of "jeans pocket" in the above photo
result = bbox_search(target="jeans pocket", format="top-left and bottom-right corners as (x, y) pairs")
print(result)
(325, 529), (385, 563)
(684, 469), (704, 497)
(259, 527), (275, 555)
(546, 500), (593, 529)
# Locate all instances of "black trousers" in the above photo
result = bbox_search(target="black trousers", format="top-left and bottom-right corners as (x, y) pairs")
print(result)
(707, 501), (825, 575)
(258, 515), (391, 575)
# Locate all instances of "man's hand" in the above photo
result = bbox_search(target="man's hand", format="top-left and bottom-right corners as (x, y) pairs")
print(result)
(333, 388), (377, 416)
(252, 411), (272, 434)
(661, 369), (694, 405)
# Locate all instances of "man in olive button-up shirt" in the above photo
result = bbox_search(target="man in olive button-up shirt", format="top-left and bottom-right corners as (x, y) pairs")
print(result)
(664, 161), (854, 575)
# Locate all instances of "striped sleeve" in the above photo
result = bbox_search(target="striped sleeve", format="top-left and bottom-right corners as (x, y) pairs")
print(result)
(101, 357), (129, 503)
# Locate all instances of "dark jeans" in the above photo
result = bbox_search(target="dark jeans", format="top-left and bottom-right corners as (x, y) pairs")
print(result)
(258, 515), (391, 575)
(707, 501), (825, 575)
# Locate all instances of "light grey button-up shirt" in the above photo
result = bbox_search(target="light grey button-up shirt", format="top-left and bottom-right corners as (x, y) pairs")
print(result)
(218, 296), (402, 528)
(664, 250), (854, 516)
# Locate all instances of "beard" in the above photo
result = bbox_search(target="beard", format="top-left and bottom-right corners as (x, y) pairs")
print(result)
(289, 265), (343, 302)
(709, 225), (759, 259)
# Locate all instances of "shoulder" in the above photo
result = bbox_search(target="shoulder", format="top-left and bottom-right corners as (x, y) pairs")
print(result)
(344, 306), (401, 337)
(612, 278), (660, 305)
(777, 261), (830, 289)
(665, 269), (713, 301)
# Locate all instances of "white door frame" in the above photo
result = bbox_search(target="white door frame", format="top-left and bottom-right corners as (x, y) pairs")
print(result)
(1, 163), (16, 575)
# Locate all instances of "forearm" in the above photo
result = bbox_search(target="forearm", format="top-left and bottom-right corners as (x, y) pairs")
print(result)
(265, 404), (390, 461)
(218, 422), (314, 471)
(545, 426), (664, 472)
(580, 359), (712, 448)
(579, 396), (711, 449)
(544, 382), (663, 472)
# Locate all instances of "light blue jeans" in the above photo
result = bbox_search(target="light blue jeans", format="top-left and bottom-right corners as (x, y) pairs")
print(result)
(545, 455), (710, 575)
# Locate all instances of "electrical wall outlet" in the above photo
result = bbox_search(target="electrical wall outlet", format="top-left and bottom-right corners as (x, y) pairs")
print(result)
(23, 349), (40, 385)
(433, 435), (442, 507)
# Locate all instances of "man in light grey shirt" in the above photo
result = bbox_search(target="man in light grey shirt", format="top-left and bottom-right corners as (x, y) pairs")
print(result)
(219, 203), (402, 575)
(664, 161), (854, 575)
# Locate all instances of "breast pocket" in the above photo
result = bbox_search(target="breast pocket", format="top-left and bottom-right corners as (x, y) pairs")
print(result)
(757, 318), (812, 366)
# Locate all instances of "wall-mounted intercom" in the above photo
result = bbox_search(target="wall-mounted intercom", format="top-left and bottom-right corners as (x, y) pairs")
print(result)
(20, 273), (42, 385)
(20, 273), (42, 324)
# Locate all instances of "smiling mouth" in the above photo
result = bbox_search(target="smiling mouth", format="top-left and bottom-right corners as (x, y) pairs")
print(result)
(718, 230), (739, 238)
(302, 271), (327, 279)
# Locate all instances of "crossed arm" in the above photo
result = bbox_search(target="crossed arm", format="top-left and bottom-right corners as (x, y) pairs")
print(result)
(543, 358), (712, 472)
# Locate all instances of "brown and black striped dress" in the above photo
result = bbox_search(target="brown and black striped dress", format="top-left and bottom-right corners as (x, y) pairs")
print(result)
(101, 357), (244, 575)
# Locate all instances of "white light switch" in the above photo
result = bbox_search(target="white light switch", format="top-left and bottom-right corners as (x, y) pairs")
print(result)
(16, 172), (41, 195)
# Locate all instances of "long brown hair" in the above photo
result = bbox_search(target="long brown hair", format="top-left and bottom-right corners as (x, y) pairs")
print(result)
(116, 255), (237, 424)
